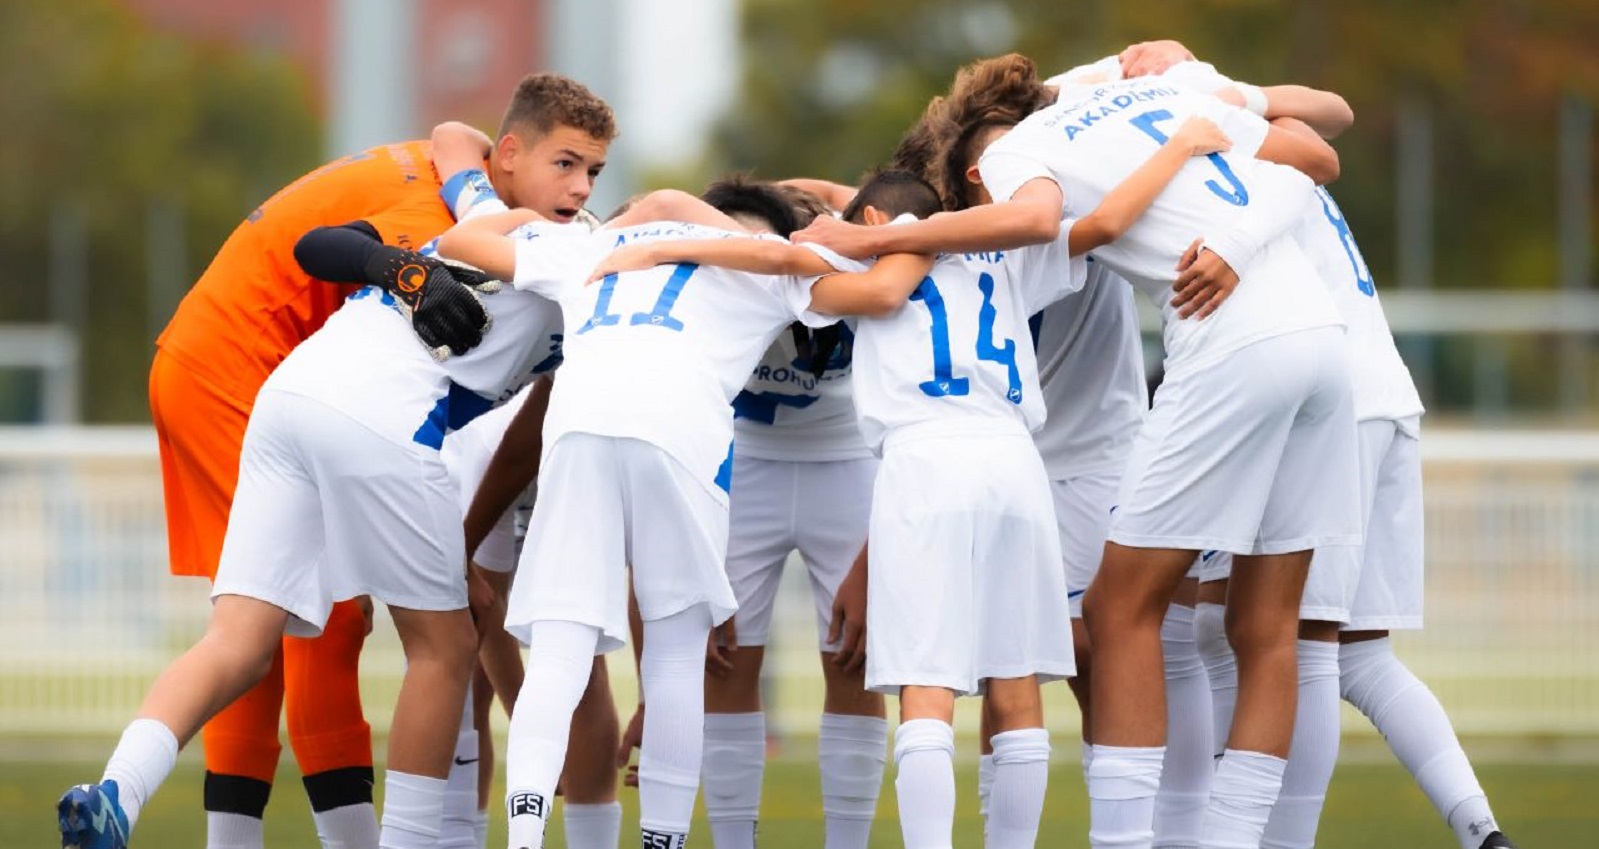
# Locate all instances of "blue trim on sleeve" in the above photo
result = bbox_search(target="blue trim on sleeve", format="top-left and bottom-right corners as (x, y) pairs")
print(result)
(714, 442), (735, 494)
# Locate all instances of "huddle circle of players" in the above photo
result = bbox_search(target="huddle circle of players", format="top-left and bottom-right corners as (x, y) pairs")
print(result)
(56, 38), (1520, 849)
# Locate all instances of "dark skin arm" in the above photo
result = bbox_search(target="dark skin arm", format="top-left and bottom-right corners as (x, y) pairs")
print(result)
(462, 376), (553, 559)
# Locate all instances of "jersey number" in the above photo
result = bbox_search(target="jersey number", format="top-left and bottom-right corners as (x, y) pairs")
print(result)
(910, 274), (1022, 404)
(1129, 109), (1250, 207)
(1315, 189), (1375, 297)
(577, 262), (699, 335)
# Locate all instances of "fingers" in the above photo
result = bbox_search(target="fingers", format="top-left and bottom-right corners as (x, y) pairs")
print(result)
(826, 604), (844, 645)
(1176, 238), (1202, 272)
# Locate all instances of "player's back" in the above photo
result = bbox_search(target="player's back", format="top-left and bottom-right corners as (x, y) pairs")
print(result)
(852, 243), (1079, 451)
(158, 141), (452, 401)
(732, 324), (870, 462)
(1296, 187), (1423, 424)
(984, 80), (1339, 374)
(513, 222), (820, 496)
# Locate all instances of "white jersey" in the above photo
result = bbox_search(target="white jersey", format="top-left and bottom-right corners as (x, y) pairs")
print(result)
(511, 222), (827, 500)
(1295, 188), (1424, 427)
(851, 238), (1086, 452)
(979, 79), (1341, 379)
(732, 323), (872, 462)
(1031, 258), (1148, 479)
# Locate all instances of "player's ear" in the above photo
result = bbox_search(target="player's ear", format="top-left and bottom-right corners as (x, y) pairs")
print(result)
(862, 205), (891, 226)
(494, 133), (521, 171)
(965, 164), (983, 187)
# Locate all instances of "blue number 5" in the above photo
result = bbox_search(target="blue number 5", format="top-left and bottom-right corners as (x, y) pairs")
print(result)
(910, 277), (970, 397)
(1129, 109), (1249, 207)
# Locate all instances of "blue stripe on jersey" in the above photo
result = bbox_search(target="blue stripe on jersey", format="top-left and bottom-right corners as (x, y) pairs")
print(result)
(731, 390), (819, 425)
(714, 442), (735, 494)
(1068, 589), (1086, 599)
(411, 382), (496, 449)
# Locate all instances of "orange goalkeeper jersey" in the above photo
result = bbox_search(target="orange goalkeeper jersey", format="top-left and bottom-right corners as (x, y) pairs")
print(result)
(156, 140), (458, 401)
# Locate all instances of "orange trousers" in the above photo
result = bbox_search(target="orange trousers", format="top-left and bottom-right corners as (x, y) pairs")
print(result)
(151, 348), (372, 781)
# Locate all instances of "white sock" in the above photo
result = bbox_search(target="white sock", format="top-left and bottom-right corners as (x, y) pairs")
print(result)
(1339, 638), (1499, 849)
(702, 711), (765, 849)
(1261, 640), (1341, 849)
(440, 689), (481, 849)
(818, 713), (887, 849)
(562, 801), (622, 849)
(506, 620), (604, 849)
(473, 810), (489, 849)
(1156, 604), (1211, 849)
(1194, 603), (1235, 758)
(314, 803), (380, 849)
(637, 605), (713, 846)
(1087, 744), (1163, 849)
(206, 812), (264, 849)
(988, 728), (1050, 849)
(1082, 740), (1096, 787)
(103, 717), (180, 830)
(893, 719), (956, 849)
(1201, 749), (1286, 849)
(378, 771), (447, 849)
(977, 753), (996, 826)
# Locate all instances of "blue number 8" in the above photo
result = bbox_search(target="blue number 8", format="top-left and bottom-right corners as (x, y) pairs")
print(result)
(1129, 109), (1249, 207)
(1315, 189), (1375, 297)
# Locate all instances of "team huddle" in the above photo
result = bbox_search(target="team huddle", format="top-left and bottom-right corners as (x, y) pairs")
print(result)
(58, 36), (1518, 849)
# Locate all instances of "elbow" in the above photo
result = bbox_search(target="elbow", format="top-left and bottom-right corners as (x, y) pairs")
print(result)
(1323, 97), (1355, 140)
(434, 229), (466, 263)
(1025, 208), (1062, 246)
(630, 189), (699, 223)
(1308, 149), (1341, 186)
(858, 288), (908, 318)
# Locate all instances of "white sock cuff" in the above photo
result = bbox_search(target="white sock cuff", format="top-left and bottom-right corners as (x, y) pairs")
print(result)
(563, 800), (622, 821)
(705, 711), (766, 738)
(893, 719), (954, 764)
(1162, 603), (1197, 634)
(126, 718), (179, 759)
(1297, 639), (1341, 682)
(637, 755), (701, 790)
(381, 771), (448, 838)
(1087, 745), (1164, 800)
(990, 728), (1050, 765)
(1214, 749), (1287, 805)
(820, 712), (889, 743)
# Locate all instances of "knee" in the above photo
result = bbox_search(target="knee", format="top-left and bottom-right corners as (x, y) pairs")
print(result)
(1223, 606), (1298, 659)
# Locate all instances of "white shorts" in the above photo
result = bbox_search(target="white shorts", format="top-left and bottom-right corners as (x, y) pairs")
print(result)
(1346, 418), (1425, 631)
(504, 434), (735, 652)
(214, 389), (468, 637)
(1111, 328), (1362, 555)
(866, 427), (1075, 696)
(724, 455), (875, 651)
(1050, 471), (1121, 618)
(440, 397), (535, 574)
(1193, 418), (1425, 625)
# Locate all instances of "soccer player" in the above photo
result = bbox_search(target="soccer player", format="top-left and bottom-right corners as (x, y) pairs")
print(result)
(435, 180), (853, 849)
(696, 179), (887, 849)
(57, 75), (617, 849)
(586, 113), (1232, 847)
(795, 58), (1360, 849)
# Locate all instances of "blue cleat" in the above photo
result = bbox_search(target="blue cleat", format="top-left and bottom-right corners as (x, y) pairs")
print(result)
(57, 781), (130, 849)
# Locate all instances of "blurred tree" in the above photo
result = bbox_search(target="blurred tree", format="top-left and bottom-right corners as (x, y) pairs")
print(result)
(0, 0), (321, 421)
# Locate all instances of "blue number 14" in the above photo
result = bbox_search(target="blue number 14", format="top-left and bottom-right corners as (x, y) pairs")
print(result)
(910, 275), (1022, 404)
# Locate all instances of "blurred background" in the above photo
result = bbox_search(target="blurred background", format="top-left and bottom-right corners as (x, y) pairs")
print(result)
(1, 0), (1596, 845)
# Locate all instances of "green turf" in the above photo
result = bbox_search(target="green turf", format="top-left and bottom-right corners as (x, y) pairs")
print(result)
(9, 743), (1595, 848)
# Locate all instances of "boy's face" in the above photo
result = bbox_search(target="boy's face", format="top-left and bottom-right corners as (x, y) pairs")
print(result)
(497, 124), (609, 224)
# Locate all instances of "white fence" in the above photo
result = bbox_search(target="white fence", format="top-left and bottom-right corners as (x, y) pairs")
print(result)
(1, 426), (1596, 738)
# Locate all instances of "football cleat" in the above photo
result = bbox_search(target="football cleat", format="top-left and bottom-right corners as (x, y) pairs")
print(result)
(1478, 832), (1518, 849)
(57, 781), (130, 849)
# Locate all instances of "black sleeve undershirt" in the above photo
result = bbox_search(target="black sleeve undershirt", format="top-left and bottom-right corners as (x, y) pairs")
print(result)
(293, 221), (385, 283)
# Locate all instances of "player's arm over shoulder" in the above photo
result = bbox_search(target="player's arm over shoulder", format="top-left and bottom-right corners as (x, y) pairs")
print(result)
(435, 209), (546, 280)
(807, 252), (936, 318)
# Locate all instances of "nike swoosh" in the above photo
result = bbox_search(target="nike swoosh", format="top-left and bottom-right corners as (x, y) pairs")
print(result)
(454, 756), (480, 766)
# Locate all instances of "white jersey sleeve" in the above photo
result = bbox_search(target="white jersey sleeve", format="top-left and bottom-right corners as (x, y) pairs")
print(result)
(512, 228), (610, 300)
(1045, 55), (1123, 89)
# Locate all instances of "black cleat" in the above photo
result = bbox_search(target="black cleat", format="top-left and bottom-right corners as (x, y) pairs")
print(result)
(1479, 831), (1518, 849)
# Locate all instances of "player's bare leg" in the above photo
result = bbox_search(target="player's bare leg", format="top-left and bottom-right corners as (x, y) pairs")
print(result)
(1199, 551), (1311, 848)
(1254, 617), (1342, 849)
(1080, 542), (1194, 849)
(561, 657), (622, 849)
(895, 685), (958, 849)
(384, 606), (478, 849)
(984, 675), (1050, 849)
(59, 595), (289, 848)
(1339, 629), (1514, 849)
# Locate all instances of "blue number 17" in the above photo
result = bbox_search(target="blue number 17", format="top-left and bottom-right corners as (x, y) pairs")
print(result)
(1129, 109), (1249, 207)
(578, 262), (698, 335)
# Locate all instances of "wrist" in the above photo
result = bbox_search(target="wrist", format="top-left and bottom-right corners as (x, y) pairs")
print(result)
(1234, 83), (1269, 117)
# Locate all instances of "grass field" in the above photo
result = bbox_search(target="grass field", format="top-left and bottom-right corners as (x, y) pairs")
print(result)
(7, 738), (1596, 848)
